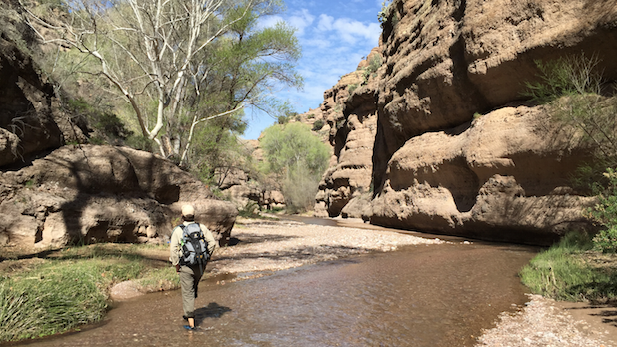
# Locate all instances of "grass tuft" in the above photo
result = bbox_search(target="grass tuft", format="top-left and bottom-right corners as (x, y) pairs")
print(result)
(0, 243), (178, 342)
(520, 232), (617, 302)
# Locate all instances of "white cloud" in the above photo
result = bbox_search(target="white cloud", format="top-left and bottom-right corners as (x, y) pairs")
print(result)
(286, 9), (316, 36)
(244, 4), (384, 139)
(316, 14), (380, 45)
(301, 37), (332, 49)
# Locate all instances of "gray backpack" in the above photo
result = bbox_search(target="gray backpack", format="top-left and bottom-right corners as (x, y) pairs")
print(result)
(178, 223), (210, 266)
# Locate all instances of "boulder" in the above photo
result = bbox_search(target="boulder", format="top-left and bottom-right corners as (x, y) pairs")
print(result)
(0, 145), (238, 248)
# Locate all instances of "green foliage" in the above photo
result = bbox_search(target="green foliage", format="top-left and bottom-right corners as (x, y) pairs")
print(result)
(348, 83), (358, 95)
(312, 119), (325, 131)
(125, 134), (153, 152)
(278, 115), (290, 124)
(66, 97), (134, 146)
(0, 244), (179, 342)
(259, 122), (330, 211)
(519, 232), (617, 301)
(588, 169), (617, 253)
(187, 115), (250, 187)
(523, 54), (617, 255)
(282, 163), (323, 213)
(238, 201), (260, 217)
(524, 53), (617, 183)
(0, 258), (141, 341)
(378, 0), (394, 28)
(0, 282), (45, 342)
(523, 54), (602, 103)
(523, 55), (617, 162)
(32, 0), (302, 163)
(260, 122), (330, 175)
(277, 110), (297, 125)
(362, 55), (382, 84)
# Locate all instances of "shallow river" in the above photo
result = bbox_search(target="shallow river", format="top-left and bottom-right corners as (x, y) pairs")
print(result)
(15, 233), (537, 347)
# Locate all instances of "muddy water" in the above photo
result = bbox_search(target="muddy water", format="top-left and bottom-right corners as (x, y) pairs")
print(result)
(17, 242), (536, 347)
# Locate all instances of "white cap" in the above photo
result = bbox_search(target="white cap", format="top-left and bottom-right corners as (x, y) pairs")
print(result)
(181, 204), (195, 217)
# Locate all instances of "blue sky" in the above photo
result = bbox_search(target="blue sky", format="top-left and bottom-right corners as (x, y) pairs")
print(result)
(242, 0), (383, 139)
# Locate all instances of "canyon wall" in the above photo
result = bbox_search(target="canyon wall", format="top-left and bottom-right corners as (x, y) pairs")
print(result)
(314, 0), (617, 244)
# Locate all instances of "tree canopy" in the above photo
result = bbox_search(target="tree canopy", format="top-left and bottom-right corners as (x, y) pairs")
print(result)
(259, 122), (330, 211)
(24, 0), (302, 165)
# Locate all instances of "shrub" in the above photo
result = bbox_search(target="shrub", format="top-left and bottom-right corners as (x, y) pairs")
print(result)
(523, 54), (602, 103)
(312, 119), (325, 131)
(348, 83), (358, 95)
(524, 53), (617, 189)
(378, 0), (394, 28)
(362, 55), (382, 84)
(259, 122), (330, 212)
(238, 201), (260, 218)
(588, 168), (617, 253)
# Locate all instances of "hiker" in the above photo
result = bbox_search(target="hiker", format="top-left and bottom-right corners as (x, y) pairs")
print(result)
(169, 204), (216, 330)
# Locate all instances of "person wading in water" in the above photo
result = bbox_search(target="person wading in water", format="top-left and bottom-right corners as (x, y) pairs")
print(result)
(169, 204), (216, 330)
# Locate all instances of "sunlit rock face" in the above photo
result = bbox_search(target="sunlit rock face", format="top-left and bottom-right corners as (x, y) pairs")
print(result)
(313, 0), (617, 244)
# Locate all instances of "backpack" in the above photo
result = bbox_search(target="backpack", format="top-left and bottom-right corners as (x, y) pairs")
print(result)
(178, 223), (210, 267)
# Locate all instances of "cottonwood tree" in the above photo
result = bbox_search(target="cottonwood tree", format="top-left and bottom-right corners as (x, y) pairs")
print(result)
(23, 0), (301, 164)
(260, 122), (330, 211)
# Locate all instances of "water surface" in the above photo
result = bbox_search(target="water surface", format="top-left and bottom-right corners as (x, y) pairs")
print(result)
(16, 241), (536, 347)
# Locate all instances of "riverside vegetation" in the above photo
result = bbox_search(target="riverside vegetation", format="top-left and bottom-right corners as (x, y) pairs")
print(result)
(0, 243), (179, 342)
(520, 54), (617, 303)
(0, 243), (163, 342)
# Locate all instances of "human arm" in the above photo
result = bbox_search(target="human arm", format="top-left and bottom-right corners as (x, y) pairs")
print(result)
(169, 226), (182, 269)
(200, 223), (217, 256)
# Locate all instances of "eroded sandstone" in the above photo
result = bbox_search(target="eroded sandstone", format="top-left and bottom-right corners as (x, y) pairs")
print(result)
(313, 0), (616, 244)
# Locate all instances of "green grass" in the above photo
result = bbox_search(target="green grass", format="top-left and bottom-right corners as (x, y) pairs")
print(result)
(0, 243), (179, 342)
(520, 232), (617, 302)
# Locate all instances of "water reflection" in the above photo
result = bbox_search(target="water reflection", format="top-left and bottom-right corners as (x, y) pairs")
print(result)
(17, 242), (536, 347)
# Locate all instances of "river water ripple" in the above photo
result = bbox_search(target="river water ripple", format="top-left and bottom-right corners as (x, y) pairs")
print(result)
(16, 240), (536, 347)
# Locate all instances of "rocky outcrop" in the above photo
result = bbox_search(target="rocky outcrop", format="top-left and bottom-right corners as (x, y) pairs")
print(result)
(313, 0), (617, 245)
(0, 0), (89, 168)
(0, 1), (237, 249)
(0, 145), (238, 248)
(370, 105), (595, 244)
(373, 0), (617, 192)
(314, 48), (382, 218)
(215, 139), (286, 211)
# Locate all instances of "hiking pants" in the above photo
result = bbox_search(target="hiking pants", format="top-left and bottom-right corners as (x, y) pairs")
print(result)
(179, 264), (204, 318)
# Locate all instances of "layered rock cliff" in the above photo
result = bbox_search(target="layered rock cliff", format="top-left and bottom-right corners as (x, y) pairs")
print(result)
(314, 0), (617, 245)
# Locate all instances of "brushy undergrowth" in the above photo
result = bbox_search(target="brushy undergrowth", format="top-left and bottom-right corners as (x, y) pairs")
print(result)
(0, 243), (177, 342)
(520, 232), (617, 302)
